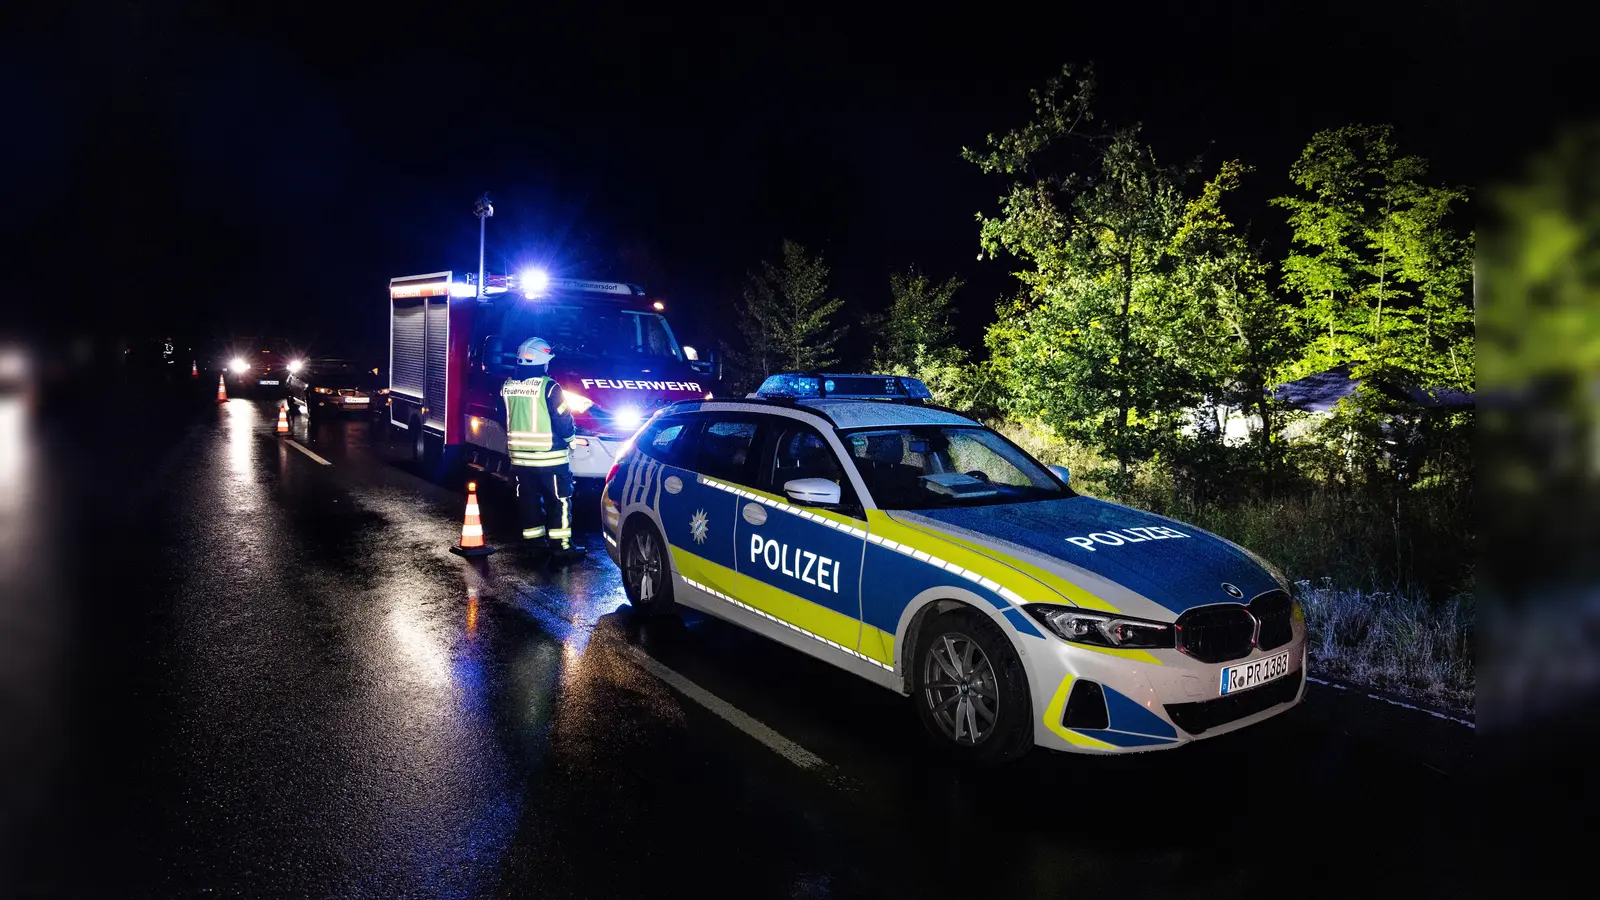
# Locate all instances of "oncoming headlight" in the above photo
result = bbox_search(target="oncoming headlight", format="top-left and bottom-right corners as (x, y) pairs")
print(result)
(1022, 605), (1174, 649)
(229, 357), (250, 374)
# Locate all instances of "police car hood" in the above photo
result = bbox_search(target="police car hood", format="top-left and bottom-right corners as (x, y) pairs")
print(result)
(889, 497), (1280, 620)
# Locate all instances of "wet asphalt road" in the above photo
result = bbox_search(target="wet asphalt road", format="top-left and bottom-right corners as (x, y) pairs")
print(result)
(2, 378), (1483, 898)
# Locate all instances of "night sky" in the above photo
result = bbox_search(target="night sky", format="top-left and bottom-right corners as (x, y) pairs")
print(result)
(0, 2), (1559, 365)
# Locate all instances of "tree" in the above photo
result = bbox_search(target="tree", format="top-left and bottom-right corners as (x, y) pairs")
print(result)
(964, 65), (1210, 491)
(1273, 125), (1473, 391)
(869, 267), (963, 374)
(1170, 161), (1299, 475)
(725, 239), (845, 392)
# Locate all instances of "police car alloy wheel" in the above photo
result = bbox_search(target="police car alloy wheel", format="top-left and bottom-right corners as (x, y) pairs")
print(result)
(622, 520), (675, 615)
(922, 633), (998, 744)
(912, 610), (1033, 763)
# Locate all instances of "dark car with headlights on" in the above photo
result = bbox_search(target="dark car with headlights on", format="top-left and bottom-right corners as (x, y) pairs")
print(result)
(218, 340), (310, 403)
(298, 359), (387, 422)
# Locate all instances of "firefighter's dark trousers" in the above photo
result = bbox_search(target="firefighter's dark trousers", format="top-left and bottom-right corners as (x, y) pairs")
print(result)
(514, 462), (574, 550)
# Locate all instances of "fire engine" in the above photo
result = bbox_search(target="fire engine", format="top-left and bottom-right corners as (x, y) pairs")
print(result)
(387, 269), (717, 480)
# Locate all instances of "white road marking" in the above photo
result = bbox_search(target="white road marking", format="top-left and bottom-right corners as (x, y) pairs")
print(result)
(1307, 676), (1474, 729)
(622, 647), (829, 771)
(285, 439), (332, 466)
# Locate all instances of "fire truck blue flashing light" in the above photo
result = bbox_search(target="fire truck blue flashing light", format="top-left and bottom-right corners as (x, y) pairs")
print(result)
(520, 268), (551, 298)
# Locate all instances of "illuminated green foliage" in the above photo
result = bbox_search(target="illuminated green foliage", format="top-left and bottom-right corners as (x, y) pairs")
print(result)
(869, 267), (962, 375)
(1273, 125), (1473, 391)
(964, 64), (1284, 493)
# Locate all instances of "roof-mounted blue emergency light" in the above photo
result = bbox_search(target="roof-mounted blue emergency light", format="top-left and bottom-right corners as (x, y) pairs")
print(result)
(506, 272), (645, 300)
(755, 372), (934, 402)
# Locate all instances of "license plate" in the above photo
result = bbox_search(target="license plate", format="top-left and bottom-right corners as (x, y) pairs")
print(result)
(258, 379), (280, 385)
(1220, 651), (1291, 695)
(343, 397), (368, 404)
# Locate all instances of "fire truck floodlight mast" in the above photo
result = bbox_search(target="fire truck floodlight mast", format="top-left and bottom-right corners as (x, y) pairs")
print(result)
(473, 192), (493, 301)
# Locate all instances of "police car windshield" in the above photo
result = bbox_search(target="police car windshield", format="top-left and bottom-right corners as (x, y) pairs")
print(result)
(515, 304), (681, 360)
(840, 425), (1069, 509)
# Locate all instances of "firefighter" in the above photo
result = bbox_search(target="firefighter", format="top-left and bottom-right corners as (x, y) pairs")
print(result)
(501, 337), (582, 558)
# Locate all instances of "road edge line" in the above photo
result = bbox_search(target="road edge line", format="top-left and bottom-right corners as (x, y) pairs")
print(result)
(622, 647), (830, 771)
(1307, 676), (1475, 728)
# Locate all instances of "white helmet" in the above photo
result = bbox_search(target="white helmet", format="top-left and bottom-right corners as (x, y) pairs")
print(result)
(516, 337), (554, 367)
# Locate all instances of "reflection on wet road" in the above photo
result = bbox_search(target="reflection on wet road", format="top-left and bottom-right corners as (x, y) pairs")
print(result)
(1, 390), (1481, 898)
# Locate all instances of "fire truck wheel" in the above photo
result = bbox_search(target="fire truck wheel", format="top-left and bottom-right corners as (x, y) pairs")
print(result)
(409, 416), (429, 467)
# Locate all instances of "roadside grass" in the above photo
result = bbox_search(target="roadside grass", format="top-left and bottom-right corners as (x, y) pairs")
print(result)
(990, 417), (1477, 712)
(1296, 579), (1476, 714)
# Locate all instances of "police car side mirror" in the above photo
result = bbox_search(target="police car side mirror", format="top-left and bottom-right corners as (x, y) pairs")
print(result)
(784, 477), (841, 507)
(1047, 464), (1071, 485)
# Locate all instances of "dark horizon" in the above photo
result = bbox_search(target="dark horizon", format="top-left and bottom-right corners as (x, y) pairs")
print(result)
(1, 2), (1548, 362)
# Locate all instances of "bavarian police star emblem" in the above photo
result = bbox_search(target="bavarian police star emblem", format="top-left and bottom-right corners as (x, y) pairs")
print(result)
(689, 509), (709, 544)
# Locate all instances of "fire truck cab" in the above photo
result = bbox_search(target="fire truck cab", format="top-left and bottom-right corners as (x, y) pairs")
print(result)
(388, 271), (715, 480)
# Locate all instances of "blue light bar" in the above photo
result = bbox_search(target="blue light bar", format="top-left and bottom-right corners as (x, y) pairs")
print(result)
(755, 372), (933, 401)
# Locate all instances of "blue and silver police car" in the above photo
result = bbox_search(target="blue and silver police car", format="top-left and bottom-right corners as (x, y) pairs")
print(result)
(601, 373), (1306, 762)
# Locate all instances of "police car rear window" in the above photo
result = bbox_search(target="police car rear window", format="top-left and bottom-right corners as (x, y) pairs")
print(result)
(692, 419), (761, 486)
(639, 417), (692, 467)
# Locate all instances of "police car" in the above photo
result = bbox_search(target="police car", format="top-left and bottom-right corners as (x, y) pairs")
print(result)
(602, 373), (1306, 762)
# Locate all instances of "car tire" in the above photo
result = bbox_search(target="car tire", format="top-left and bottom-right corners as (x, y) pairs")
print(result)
(620, 518), (675, 616)
(911, 608), (1034, 764)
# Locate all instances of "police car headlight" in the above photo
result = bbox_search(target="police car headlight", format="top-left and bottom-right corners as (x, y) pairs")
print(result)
(1022, 605), (1175, 649)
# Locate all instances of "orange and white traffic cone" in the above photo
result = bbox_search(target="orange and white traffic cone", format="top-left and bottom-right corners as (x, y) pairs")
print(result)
(216, 374), (227, 402)
(276, 401), (290, 434)
(191, 361), (198, 378)
(449, 481), (496, 557)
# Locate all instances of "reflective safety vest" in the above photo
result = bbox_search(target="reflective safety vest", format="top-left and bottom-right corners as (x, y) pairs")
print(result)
(502, 375), (570, 467)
